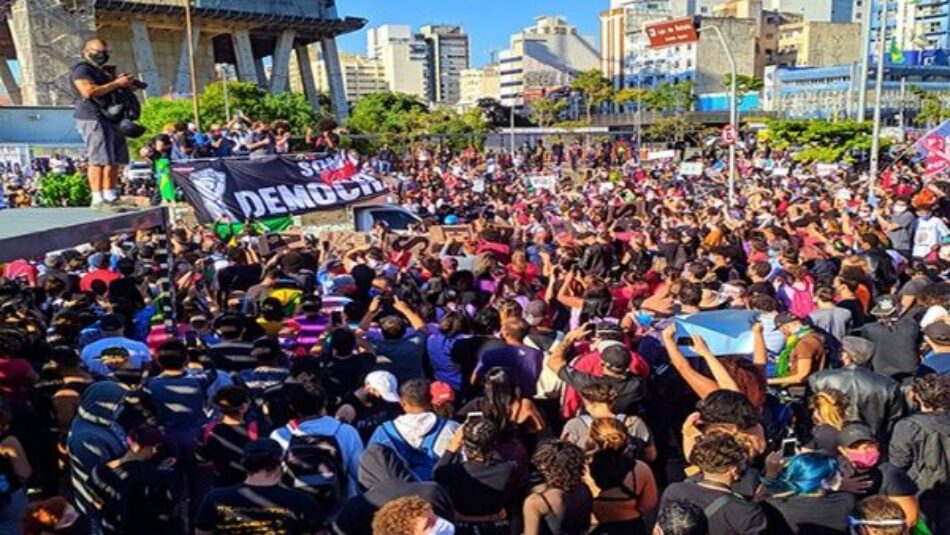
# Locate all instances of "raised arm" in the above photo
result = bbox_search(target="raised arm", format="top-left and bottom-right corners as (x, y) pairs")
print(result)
(661, 324), (718, 400)
(692, 334), (740, 392)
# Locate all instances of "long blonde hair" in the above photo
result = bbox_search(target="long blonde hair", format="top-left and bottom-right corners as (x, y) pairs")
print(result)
(809, 389), (849, 430)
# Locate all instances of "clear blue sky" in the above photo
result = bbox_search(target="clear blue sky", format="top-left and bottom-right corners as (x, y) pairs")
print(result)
(335, 0), (601, 67)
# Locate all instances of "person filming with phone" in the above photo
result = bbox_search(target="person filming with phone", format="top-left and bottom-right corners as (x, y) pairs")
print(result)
(70, 38), (143, 207)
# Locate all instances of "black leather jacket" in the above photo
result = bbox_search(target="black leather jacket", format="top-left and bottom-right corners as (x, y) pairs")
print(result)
(808, 364), (906, 441)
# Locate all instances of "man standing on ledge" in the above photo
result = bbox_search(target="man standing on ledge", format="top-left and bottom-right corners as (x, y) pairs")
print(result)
(70, 38), (135, 207)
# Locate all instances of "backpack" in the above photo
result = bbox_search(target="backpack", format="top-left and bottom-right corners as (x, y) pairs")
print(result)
(380, 418), (448, 481)
(787, 278), (816, 319)
(282, 421), (346, 512)
(905, 415), (950, 493)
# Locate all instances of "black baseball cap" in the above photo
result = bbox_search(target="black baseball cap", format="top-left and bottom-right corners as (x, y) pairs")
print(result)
(601, 345), (632, 374)
(924, 321), (950, 345)
(773, 312), (799, 329)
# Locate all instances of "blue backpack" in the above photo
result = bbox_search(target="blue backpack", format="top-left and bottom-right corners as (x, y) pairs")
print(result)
(379, 418), (448, 481)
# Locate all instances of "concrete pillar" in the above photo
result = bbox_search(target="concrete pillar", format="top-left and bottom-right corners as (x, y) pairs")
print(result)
(7, 0), (94, 105)
(0, 59), (22, 105)
(174, 23), (201, 95)
(129, 19), (162, 97)
(231, 29), (258, 84)
(254, 57), (268, 88)
(320, 37), (348, 121)
(269, 29), (296, 93)
(294, 44), (321, 110)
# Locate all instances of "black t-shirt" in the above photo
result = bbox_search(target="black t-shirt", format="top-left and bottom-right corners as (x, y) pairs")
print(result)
(433, 450), (516, 516)
(216, 264), (263, 296)
(195, 483), (324, 535)
(70, 62), (113, 120)
(451, 335), (506, 400)
(108, 277), (145, 312)
(763, 492), (856, 535)
(89, 459), (176, 535)
(317, 352), (375, 409)
(207, 341), (257, 373)
(660, 481), (767, 535)
(344, 394), (402, 443)
(843, 460), (918, 499)
(333, 481), (453, 535)
(557, 365), (645, 415)
(195, 421), (256, 487)
(860, 318), (921, 380)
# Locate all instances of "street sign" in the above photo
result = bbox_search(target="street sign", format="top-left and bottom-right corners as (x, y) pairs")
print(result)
(645, 18), (699, 48)
(721, 124), (738, 145)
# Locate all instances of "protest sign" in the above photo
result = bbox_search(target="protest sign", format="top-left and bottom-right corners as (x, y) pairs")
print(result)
(429, 224), (473, 244)
(816, 163), (838, 177)
(257, 231), (306, 256)
(319, 230), (370, 253)
(680, 162), (703, 177)
(172, 154), (386, 223)
(472, 178), (486, 193)
(671, 310), (759, 357)
(771, 167), (789, 177)
(915, 119), (950, 176)
(646, 149), (676, 161)
(385, 234), (431, 255)
(529, 175), (558, 192)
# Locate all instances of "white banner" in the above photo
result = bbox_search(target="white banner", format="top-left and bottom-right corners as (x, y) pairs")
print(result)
(680, 162), (703, 176)
(816, 163), (838, 177)
(646, 149), (676, 161)
(771, 167), (789, 176)
(529, 175), (558, 192)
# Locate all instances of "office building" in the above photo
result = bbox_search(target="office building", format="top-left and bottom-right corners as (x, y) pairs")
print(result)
(290, 49), (389, 104)
(367, 24), (430, 100)
(499, 16), (601, 109)
(459, 65), (502, 108)
(419, 25), (470, 105)
(777, 21), (863, 66)
(763, 62), (950, 119)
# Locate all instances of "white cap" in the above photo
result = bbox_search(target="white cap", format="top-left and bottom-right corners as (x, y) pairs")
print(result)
(364, 371), (400, 403)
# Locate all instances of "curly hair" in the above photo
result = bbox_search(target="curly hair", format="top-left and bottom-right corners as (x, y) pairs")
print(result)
(854, 495), (906, 535)
(914, 374), (950, 412)
(588, 417), (629, 452)
(688, 431), (748, 475)
(372, 496), (433, 535)
(580, 383), (619, 405)
(463, 419), (498, 461)
(532, 440), (586, 491)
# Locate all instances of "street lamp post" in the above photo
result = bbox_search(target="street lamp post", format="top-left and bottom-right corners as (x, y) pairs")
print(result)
(700, 24), (737, 207)
(869, 0), (887, 203)
(184, 0), (200, 129)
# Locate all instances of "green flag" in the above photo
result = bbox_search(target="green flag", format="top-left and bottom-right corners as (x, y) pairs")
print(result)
(155, 157), (176, 203)
(211, 216), (294, 242)
(889, 38), (905, 64)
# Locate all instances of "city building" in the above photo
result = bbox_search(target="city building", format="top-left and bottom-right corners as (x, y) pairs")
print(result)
(459, 65), (501, 108)
(290, 49), (388, 105)
(777, 21), (863, 67)
(762, 62), (950, 120)
(1, 0), (365, 120)
(865, 0), (950, 68)
(767, 0), (853, 22)
(367, 24), (430, 101)
(499, 16), (600, 110)
(419, 25), (470, 105)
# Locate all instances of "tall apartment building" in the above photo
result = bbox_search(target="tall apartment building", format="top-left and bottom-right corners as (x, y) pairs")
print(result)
(499, 16), (601, 110)
(419, 25), (471, 105)
(863, 0), (950, 67)
(367, 24), (430, 100)
(459, 65), (502, 108)
(777, 21), (863, 66)
(290, 48), (389, 104)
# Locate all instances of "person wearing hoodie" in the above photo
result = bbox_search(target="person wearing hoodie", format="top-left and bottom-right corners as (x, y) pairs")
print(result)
(368, 378), (459, 481)
(66, 382), (128, 519)
(332, 444), (455, 535)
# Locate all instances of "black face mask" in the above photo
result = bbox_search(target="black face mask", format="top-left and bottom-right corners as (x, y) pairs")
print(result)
(87, 51), (110, 66)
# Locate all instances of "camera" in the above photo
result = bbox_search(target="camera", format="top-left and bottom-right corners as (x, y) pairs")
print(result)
(130, 79), (148, 90)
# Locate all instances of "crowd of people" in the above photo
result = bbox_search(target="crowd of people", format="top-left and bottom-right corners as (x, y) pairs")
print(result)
(0, 128), (949, 535)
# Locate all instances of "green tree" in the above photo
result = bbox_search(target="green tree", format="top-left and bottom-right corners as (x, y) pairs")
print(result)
(911, 88), (950, 127)
(571, 69), (614, 122)
(722, 74), (764, 94)
(644, 81), (695, 112)
(758, 119), (881, 163)
(529, 96), (569, 127)
(614, 87), (652, 108)
(131, 98), (194, 153)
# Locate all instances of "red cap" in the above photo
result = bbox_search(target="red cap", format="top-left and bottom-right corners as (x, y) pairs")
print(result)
(430, 381), (455, 404)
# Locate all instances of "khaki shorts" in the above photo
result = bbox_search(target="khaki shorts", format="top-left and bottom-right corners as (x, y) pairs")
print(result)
(77, 117), (129, 166)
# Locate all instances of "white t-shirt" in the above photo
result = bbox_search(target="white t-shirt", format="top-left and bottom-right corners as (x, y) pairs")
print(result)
(913, 216), (949, 258)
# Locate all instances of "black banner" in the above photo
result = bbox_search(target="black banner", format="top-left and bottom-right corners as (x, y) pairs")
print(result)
(171, 154), (386, 223)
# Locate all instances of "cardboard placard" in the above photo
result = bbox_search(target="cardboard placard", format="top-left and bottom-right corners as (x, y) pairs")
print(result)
(319, 231), (370, 253)
(490, 224), (515, 243)
(529, 175), (558, 192)
(429, 224), (474, 244)
(386, 234), (431, 255)
(257, 231), (306, 256)
(680, 162), (703, 176)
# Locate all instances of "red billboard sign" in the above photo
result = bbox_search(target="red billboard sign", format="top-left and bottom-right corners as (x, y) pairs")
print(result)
(645, 18), (699, 48)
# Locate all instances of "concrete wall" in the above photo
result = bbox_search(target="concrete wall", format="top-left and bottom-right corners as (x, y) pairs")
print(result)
(695, 18), (758, 94)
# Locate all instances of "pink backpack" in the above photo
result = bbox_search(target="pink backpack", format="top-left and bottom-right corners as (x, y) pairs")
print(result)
(787, 277), (816, 319)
